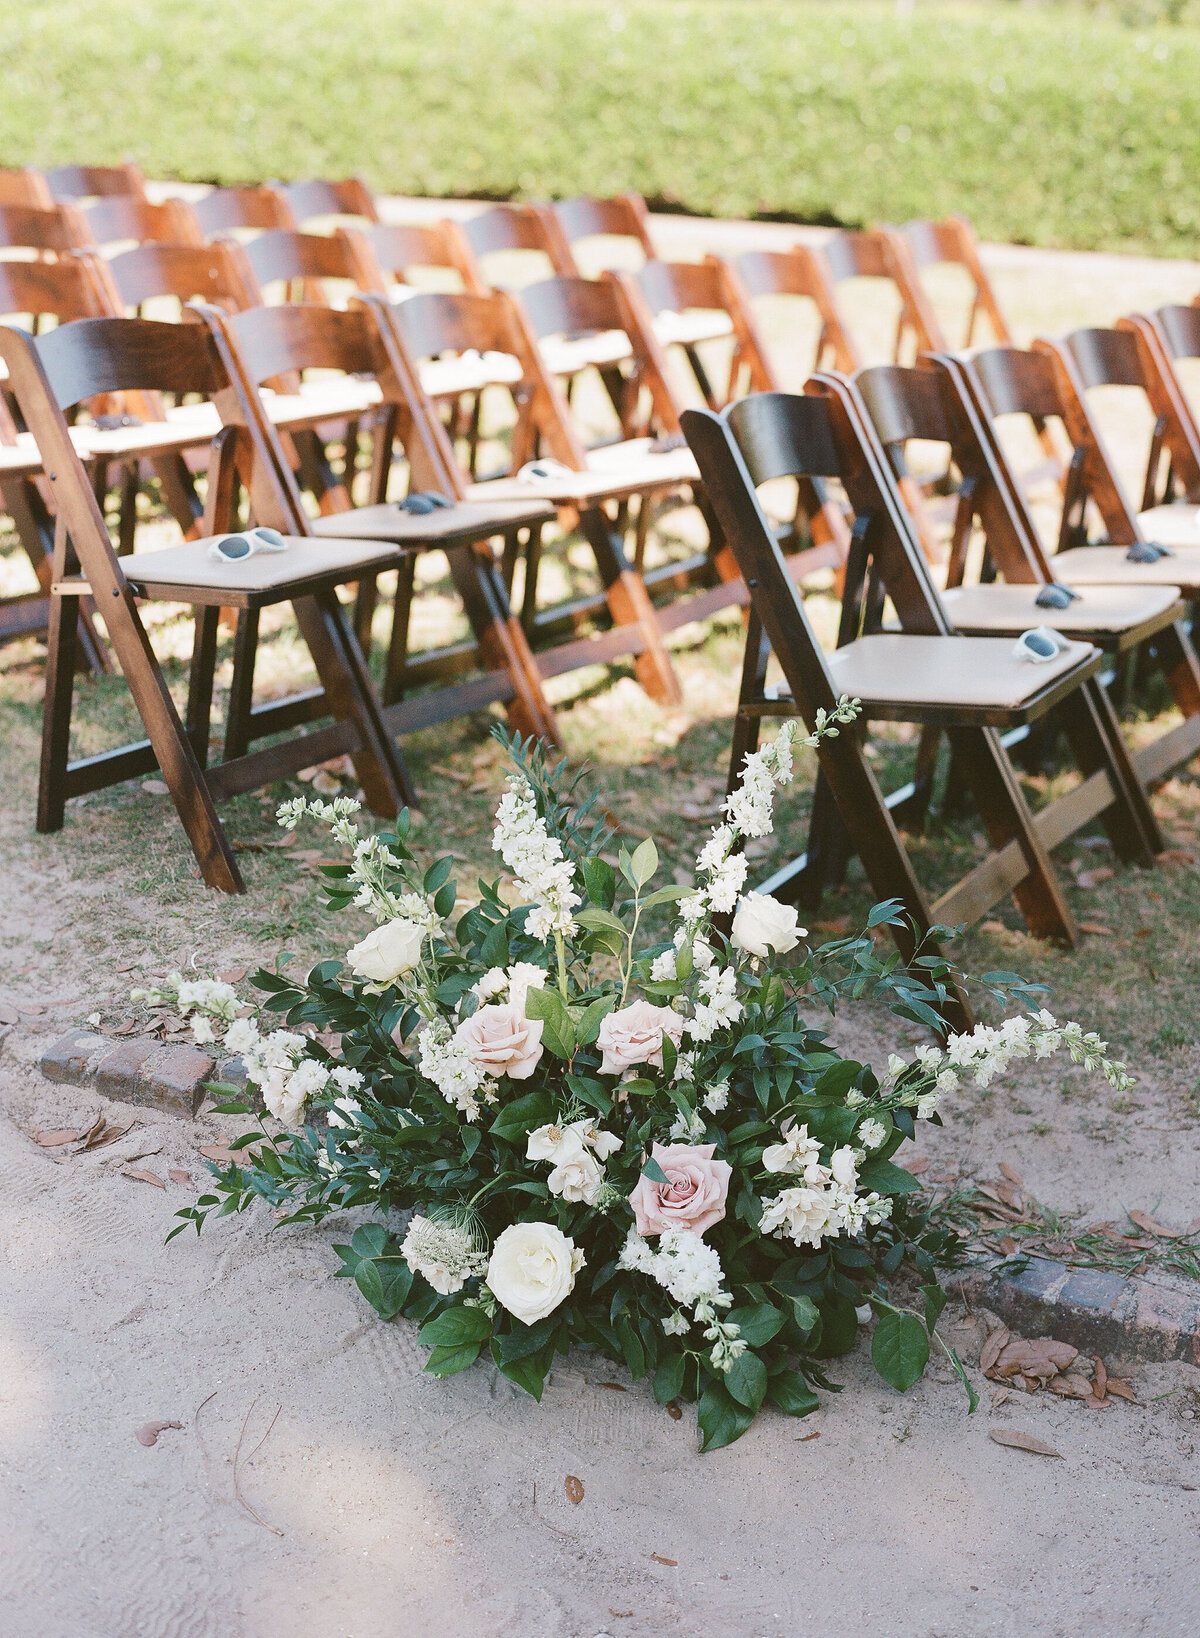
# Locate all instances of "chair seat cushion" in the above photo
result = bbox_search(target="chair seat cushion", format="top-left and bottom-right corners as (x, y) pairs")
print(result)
(652, 309), (735, 348)
(1054, 543), (1200, 589)
(824, 633), (1096, 711)
(123, 533), (401, 598)
(463, 438), (699, 507)
(309, 496), (556, 542)
(418, 350), (525, 398)
(941, 581), (1182, 635)
(1137, 504), (1200, 547)
(538, 330), (633, 375)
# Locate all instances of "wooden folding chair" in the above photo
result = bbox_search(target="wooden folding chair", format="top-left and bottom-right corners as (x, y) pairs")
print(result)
(682, 386), (1157, 970)
(551, 192), (656, 272)
(894, 217), (1012, 348)
(0, 314), (416, 891)
(43, 162), (147, 203)
(629, 257), (740, 408)
(388, 281), (711, 702)
(192, 184), (296, 238)
(822, 228), (946, 362)
(0, 201), (91, 258)
(849, 357), (1190, 822)
(460, 203), (576, 288)
(195, 296), (560, 750)
(281, 177), (379, 227)
(0, 168), (54, 208)
(100, 240), (262, 317)
(81, 195), (204, 252)
(343, 219), (485, 296)
(729, 245), (861, 383)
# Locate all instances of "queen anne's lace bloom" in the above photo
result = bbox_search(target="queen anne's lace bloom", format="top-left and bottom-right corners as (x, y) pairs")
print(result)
(401, 1214), (488, 1295)
(492, 776), (580, 943)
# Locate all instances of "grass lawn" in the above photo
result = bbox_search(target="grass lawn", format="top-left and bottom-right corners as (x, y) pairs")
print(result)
(3, 0), (1200, 254)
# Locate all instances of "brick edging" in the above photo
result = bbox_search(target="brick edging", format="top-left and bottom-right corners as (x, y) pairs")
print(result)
(948, 1254), (1200, 1366)
(38, 1026), (245, 1119)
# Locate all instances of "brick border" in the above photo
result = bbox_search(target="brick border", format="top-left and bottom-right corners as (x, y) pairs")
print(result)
(949, 1254), (1200, 1367)
(39, 1026), (246, 1119)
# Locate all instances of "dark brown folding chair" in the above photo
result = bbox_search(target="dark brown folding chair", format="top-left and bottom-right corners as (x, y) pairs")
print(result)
(895, 217), (1012, 348)
(682, 385), (1158, 978)
(81, 195), (204, 251)
(729, 245), (861, 382)
(0, 313), (414, 891)
(43, 162), (147, 203)
(822, 228), (946, 362)
(281, 177), (380, 227)
(344, 219), (485, 296)
(100, 240), (263, 317)
(0, 201), (92, 257)
(0, 168), (55, 208)
(551, 192), (655, 273)
(192, 184), (297, 238)
(460, 203), (576, 288)
(197, 296), (559, 750)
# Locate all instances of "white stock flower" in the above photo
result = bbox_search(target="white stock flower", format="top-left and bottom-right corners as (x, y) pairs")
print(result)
(759, 1184), (839, 1248)
(487, 1222), (583, 1325)
(829, 1145), (859, 1190)
(176, 976), (241, 1020)
(326, 1096), (363, 1129)
(761, 1123), (824, 1177)
(492, 776), (580, 943)
(418, 1020), (486, 1118)
(662, 1311), (690, 1337)
(346, 918), (425, 987)
(223, 1016), (260, 1055)
(857, 1117), (887, 1150)
(703, 1081), (730, 1114)
(190, 1014), (216, 1046)
(507, 963), (548, 1012)
(730, 893), (805, 960)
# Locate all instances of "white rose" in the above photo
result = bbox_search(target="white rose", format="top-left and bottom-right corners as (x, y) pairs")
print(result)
(346, 919), (425, 985)
(730, 892), (805, 959)
(486, 1221), (584, 1325)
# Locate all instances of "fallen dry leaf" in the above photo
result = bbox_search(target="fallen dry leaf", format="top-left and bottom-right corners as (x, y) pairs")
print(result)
(1128, 1209), (1187, 1240)
(122, 1167), (166, 1189)
(564, 1475), (584, 1505)
(197, 1146), (239, 1166)
(979, 1326), (1011, 1375)
(34, 1128), (81, 1147)
(999, 1162), (1024, 1187)
(1047, 1373), (1095, 1400)
(1093, 1356), (1108, 1400)
(1105, 1378), (1138, 1403)
(1078, 921), (1114, 937)
(989, 1428), (1062, 1457)
(650, 1554), (678, 1567)
(21, 1003), (46, 1016)
(1156, 847), (1196, 865)
(135, 1419), (182, 1447)
(218, 967), (248, 984)
(1075, 866), (1115, 890)
(1084, 1396), (1113, 1410)
(0, 1003), (20, 1025)
(83, 1119), (135, 1151)
(598, 1382), (626, 1392)
(168, 1169), (192, 1186)
(906, 1156), (931, 1176)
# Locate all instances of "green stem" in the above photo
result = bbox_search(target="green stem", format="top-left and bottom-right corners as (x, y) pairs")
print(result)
(620, 893), (643, 1006)
(554, 931), (569, 1000)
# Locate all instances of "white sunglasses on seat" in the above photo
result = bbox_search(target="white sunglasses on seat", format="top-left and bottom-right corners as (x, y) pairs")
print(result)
(1012, 625), (1071, 664)
(206, 527), (289, 563)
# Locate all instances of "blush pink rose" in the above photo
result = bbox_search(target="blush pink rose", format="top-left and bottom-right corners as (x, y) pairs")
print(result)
(596, 999), (685, 1077)
(454, 1003), (543, 1080)
(628, 1142), (732, 1238)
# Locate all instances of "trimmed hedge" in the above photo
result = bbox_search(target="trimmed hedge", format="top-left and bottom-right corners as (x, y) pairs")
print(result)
(2, 0), (1200, 254)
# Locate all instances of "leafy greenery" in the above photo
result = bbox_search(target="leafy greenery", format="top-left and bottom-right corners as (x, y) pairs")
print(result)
(4, 1), (1200, 253)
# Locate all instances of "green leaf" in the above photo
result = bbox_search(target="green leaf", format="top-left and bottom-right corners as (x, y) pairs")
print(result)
(425, 1341), (482, 1378)
(697, 1379), (757, 1451)
(576, 994), (617, 1045)
(582, 856), (616, 911)
(871, 1308), (930, 1393)
(945, 1345), (980, 1414)
(807, 1059), (862, 1103)
(641, 1153), (670, 1185)
(495, 1316), (557, 1363)
(653, 1352), (686, 1406)
(496, 1346), (553, 1400)
(727, 1302), (785, 1347)
(785, 1293), (819, 1337)
(858, 1158), (921, 1195)
(724, 1349), (768, 1411)
(766, 1369), (820, 1419)
(640, 883), (690, 908)
(810, 1292), (859, 1358)
(630, 835), (658, 887)
(354, 1257), (412, 1321)
(922, 1283), (948, 1334)
(433, 880), (456, 919)
(489, 1089), (555, 1144)
(423, 855), (453, 894)
(575, 905), (627, 937)
(419, 1305), (493, 1348)
(523, 984), (576, 1059)
(350, 1224), (389, 1260)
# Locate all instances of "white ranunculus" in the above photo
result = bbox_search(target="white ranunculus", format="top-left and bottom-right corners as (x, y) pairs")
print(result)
(346, 918), (425, 985)
(546, 1136), (605, 1205)
(486, 1221), (584, 1325)
(730, 892), (805, 959)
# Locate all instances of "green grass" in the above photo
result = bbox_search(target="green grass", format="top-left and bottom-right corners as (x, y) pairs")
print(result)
(4, 1), (1200, 254)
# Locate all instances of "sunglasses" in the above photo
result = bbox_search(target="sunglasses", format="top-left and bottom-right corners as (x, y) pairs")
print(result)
(1034, 581), (1081, 610)
(398, 490), (453, 515)
(1012, 625), (1071, 664)
(206, 527), (289, 563)
(1127, 540), (1174, 563)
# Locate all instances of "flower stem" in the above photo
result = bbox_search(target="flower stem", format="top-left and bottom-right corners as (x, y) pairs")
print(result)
(554, 931), (569, 1000)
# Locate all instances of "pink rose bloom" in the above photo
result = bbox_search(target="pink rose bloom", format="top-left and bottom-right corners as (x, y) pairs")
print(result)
(629, 1142), (732, 1238)
(596, 999), (685, 1077)
(454, 1003), (544, 1080)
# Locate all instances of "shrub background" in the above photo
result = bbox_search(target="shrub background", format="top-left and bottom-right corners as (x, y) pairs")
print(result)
(3, 0), (1200, 254)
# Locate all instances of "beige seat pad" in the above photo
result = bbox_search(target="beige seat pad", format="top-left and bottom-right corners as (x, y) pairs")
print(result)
(825, 633), (1095, 710)
(418, 351), (524, 398)
(309, 496), (555, 542)
(1137, 504), (1200, 547)
(539, 330), (633, 375)
(652, 309), (735, 347)
(941, 582), (1182, 635)
(464, 438), (699, 506)
(123, 533), (400, 593)
(1052, 545), (1200, 589)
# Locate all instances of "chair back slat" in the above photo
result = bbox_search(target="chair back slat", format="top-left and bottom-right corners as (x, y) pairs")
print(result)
(350, 220), (480, 290)
(0, 252), (113, 325)
(44, 162), (146, 202)
(104, 240), (261, 313)
(192, 184), (296, 235)
(218, 301), (383, 386)
(517, 273), (625, 341)
(25, 314), (228, 408)
(1152, 304), (1200, 362)
(0, 168), (54, 208)
(462, 202), (574, 276)
(967, 345), (1062, 420)
(635, 258), (725, 316)
(83, 195), (202, 248)
(552, 192), (654, 259)
(723, 391), (842, 486)
(729, 247), (860, 374)
(241, 228), (358, 292)
(822, 229), (894, 284)
(1063, 326), (1144, 390)
(853, 362), (953, 449)
(0, 202), (90, 255)
(282, 177), (379, 225)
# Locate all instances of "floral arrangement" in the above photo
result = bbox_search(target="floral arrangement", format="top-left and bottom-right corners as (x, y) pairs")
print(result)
(160, 715), (1133, 1449)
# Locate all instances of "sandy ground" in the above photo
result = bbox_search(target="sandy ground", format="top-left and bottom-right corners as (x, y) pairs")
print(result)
(3, 197), (1200, 1636)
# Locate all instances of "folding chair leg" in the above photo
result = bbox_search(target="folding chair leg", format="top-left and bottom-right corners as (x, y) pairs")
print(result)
(383, 557), (417, 705)
(726, 610), (769, 785)
(1154, 620), (1200, 720)
(445, 542), (561, 747)
(892, 725), (941, 832)
(37, 590), (80, 836)
(948, 726), (1076, 944)
(186, 606), (220, 769)
(223, 609), (260, 764)
(295, 590), (415, 815)
(1060, 681), (1162, 864)
(795, 766), (854, 909)
(578, 505), (682, 705)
